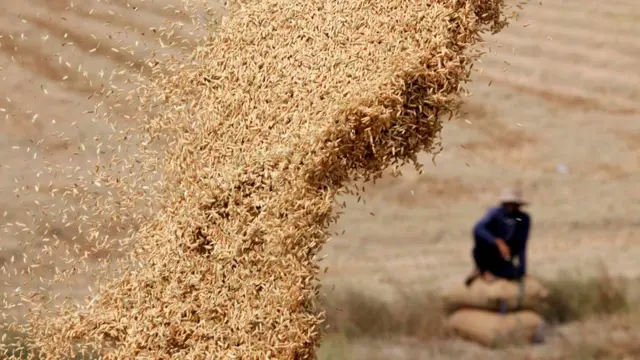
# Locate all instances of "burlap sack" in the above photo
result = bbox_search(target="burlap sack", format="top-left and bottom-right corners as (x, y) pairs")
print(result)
(442, 276), (549, 313)
(446, 309), (545, 348)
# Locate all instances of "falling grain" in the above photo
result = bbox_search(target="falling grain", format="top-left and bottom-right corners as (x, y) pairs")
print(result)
(3, 0), (522, 359)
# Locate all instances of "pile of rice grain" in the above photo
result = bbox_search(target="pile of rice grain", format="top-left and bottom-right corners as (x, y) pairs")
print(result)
(10, 0), (517, 358)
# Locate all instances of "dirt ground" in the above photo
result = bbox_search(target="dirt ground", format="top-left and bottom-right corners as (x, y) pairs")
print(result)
(0, 0), (228, 308)
(1, 0), (639, 358)
(322, 0), (640, 295)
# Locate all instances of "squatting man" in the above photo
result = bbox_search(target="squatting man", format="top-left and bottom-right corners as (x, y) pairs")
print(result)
(465, 187), (530, 286)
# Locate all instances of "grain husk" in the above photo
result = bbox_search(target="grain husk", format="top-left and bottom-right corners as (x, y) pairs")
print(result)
(2, 0), (519, 358)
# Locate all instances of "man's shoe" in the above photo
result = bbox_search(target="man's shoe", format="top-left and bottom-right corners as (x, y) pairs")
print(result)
(464, 269), (480, 287)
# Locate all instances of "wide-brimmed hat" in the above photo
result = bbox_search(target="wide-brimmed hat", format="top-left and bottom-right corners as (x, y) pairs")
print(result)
(499, 187), (527, 206)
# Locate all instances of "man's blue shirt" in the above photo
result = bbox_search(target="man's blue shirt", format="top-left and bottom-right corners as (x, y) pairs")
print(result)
(473, 206), (530, 276)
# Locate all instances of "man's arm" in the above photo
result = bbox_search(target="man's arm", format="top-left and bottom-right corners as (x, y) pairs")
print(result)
(516, 215), (531, 276)
(473, 208), (499, 244)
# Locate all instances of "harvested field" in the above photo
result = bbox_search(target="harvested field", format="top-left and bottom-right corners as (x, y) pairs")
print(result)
(317, 0), (640, 357)
(0, 0), (225, 304)
(323, 0), (640, 295)
(1, 0), (519, 358)
(0, 0), (639, 359)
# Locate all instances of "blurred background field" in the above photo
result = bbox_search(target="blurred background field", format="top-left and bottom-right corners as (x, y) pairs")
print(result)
(1, 0), (640, 358)
(320, 0), (640, 357)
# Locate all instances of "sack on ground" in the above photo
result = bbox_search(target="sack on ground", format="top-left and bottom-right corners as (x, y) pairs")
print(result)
(446, 308), (545, 348)
(442, 276), (549, 313)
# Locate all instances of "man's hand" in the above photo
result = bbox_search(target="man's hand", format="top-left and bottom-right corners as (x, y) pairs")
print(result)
(495, 238), (511, 260)
(482, 272), (496, 282)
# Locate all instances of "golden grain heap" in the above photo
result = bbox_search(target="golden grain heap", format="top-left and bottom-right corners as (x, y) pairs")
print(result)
(9, 0), (514, 358)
